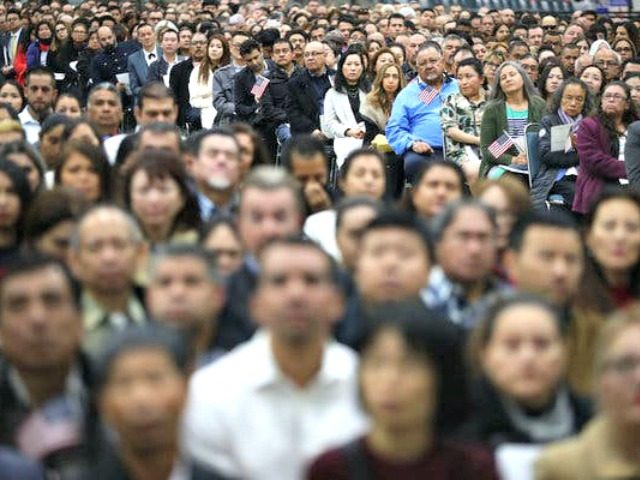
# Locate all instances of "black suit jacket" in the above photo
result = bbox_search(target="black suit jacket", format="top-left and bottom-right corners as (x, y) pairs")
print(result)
(169, 58), (194, 129)
(286, 68), (331, 135)
(233, 60), (277, 127)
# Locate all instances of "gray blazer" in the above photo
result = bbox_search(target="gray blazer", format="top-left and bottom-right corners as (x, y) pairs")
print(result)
(625, 120), (640, 186)
(127, 48), (160, 98)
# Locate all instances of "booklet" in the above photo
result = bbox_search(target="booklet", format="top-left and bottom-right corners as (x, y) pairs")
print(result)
(550, 124), (571, 152)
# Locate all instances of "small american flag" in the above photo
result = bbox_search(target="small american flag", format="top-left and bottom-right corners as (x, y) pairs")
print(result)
(488, 133), (515, 159)
(419, 84), (438, 105)
(251, 75), (270, 99)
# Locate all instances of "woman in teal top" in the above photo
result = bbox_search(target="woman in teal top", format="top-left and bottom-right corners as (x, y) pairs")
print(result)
(480, 61), (547, 178)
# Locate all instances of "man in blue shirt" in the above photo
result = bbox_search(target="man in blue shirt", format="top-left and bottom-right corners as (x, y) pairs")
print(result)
(386, 41), (459, 183)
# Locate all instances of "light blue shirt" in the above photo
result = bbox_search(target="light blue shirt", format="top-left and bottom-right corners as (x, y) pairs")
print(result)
(386, 75), (459, 155)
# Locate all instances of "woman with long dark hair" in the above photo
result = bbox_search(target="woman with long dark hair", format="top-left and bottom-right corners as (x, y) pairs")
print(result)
(186, 33), (230, 130)
(539, 63), (567, 103)
(567, 188), (640, 394)
(123, 149), (200, 246)
(0, 159), (32, 267)
(573, 81), (640, 214)
(309, 302), (498, 479)
(479, 61), (546, 179)
(322, 45), (370, 168)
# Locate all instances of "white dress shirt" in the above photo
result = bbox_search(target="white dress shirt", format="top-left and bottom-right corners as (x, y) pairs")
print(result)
(18, 107), (41, 144)
(182, 330), (368, 480)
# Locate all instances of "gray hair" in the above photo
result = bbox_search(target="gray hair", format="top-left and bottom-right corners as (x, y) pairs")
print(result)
(488, 60), (540, 102)
(149, 244), (221, 284)
(69, 204), (143, 251)
(431, 199), (497, 244)
(88, 82), (122, 107)
(240, 166), (305, 218)
(443, 33), (468, 48)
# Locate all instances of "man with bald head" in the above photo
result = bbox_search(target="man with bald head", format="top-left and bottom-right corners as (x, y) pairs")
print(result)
(89, 25), (129, 90)
(68, 205), (147, 356)
(287, 41), (334, 137)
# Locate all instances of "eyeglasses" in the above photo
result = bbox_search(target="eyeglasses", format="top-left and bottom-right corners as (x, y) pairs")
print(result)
(595, 60), (620, 67)
(603, 92), (627, 101)
(603, 355), (640, 376)
(192, 41), (207, 46)
(542, 25), (556, 30)
(616, 47), (633, 52)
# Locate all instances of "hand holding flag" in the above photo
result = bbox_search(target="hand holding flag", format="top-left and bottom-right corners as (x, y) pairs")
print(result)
(488, 131), (521, 159)
(251, 75), (270, 100)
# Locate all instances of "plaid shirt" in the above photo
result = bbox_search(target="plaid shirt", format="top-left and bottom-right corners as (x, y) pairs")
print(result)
(422, 266), (510, 328)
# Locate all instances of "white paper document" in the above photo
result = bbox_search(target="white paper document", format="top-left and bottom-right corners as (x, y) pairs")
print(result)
(115, 73), (130, 86)
(495, 444), (542, 480)
(550, 124), (571, 152)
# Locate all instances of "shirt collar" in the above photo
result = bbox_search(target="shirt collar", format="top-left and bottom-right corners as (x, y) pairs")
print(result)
(249, 330), (351, 391)
(82, 290), (145, 333)
(19, 107), (39, 125)
(8, 363), (85, 408)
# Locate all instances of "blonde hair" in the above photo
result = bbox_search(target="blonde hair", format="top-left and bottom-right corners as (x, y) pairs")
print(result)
(366, 63), (405, 117)
(0, 120), (24, 136)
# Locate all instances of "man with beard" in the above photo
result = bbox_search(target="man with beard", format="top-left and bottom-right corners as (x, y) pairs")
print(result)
(190, 128), (242, 222)
(234, 38), (278, 159)
(89, 25), (129, 91)
(386, 41), (459, 183)
(19, 67), (57, 144)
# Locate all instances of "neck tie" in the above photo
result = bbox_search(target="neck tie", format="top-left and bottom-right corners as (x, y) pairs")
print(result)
(10, 33), (17, 62)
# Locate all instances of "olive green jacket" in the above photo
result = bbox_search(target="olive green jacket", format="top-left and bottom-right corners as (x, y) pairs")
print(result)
(479, 96), (547, 177)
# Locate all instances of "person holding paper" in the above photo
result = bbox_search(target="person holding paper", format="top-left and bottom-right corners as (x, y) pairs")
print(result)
(531, 78), (593, 210)
(480, 61), (546, 179)
(573, 81), (639, 214)
(441, 57), (487, 184)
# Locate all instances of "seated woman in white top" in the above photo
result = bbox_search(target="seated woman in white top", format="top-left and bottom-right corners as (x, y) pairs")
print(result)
(322, 45), (370, 168)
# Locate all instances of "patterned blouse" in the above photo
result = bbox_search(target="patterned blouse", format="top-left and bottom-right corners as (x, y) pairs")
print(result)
(441, 91), (487, 165)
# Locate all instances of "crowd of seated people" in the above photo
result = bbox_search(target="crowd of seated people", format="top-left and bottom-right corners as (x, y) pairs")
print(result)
(1, 1), (640, 479)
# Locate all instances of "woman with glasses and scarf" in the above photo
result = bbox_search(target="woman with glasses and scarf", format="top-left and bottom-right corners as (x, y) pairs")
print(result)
(531, 79), (594, 210)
